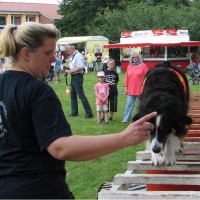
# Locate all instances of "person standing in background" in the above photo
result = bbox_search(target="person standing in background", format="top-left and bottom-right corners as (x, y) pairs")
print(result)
(122, 52), (148, 123)
(58, 51), (64, 71)
(48, 64), (54, 81)
(102, 54), (109, 71)
(54, 52), (62, 83)
(102, 58), (119, 122)
(65, 44), (93, 118)
(94, 71), (110, 124)
(191, 47), (199, 65)
(95, 49), (102, 72)
(81, 51), (88, 73)
(86, 52), (93, 72)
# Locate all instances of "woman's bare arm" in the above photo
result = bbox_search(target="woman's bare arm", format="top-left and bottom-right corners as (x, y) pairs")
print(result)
(47, 112), (157, 161)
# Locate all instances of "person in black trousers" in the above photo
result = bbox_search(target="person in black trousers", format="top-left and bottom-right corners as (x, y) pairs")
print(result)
(65, 44), (93, 118)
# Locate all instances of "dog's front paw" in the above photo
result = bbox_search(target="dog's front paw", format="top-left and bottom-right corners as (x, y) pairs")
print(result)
(163, 153), (176, 165)
(163, 134), (181, 165)
(176, 146), (183, 153)
(151, 152), (164, 166)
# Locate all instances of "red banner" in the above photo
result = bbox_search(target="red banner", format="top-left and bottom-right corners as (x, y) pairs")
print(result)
(121, 32), (132, 38)
(166, 29), (177, 35)
(152, 29), (164, 36)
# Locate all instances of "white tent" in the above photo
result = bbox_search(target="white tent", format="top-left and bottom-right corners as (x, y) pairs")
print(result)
(57, 36), (109, 45)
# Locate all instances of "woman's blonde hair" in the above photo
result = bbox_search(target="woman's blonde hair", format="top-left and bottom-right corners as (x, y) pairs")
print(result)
(0, 22), (59, 63)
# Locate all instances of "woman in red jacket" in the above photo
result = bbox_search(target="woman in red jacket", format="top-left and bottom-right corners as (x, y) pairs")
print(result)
(122, 52), (148, 123)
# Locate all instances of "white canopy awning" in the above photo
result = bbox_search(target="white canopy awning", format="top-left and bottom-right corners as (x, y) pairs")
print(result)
(57, 36), (109, 45)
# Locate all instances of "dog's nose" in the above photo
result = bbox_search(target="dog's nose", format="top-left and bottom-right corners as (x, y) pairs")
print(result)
(152, 145), (161, 153)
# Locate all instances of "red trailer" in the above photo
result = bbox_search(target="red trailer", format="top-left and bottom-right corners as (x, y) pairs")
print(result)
(104, 29), (200, 70)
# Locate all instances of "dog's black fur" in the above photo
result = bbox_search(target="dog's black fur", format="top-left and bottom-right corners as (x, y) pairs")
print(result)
(133, 62), (192, 165)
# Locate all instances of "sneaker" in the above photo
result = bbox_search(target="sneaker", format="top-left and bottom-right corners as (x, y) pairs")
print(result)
(109, 117), (112, 121)
(105, 122), (109, 125)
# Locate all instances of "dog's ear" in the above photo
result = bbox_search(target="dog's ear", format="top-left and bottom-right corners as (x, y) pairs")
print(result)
(175, 115), (192, 126)
(184, 115), (192, 125)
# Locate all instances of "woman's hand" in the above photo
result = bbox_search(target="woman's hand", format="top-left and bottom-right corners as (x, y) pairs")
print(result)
(124, 87), (128, 94)
(120, 112), (157, 147)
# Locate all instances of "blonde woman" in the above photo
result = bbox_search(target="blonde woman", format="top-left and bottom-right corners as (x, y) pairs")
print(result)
(123, 52), (148, 123)
(0, 22), (156, 199)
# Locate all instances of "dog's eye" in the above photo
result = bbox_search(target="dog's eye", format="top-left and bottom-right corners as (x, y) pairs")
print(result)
(158, 126), (172, 135)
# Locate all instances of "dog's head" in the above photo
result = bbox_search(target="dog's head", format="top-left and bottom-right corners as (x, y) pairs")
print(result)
(133, 112), (192, 153)
(134, 62), (192, 155)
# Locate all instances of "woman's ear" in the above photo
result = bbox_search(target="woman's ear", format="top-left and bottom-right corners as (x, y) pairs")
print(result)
(21, 47), (31, 61)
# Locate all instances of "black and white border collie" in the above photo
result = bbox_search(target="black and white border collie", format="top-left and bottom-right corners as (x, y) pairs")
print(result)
(133, 62), (192, 165)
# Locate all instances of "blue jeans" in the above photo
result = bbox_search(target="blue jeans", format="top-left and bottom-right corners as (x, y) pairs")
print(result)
(70, 74), (93, 116)
(92, 61), (96, 72)
(123, 95), (138, 122)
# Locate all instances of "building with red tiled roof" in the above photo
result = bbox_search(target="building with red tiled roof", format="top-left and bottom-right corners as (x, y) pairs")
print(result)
(0, 1), (62, 30)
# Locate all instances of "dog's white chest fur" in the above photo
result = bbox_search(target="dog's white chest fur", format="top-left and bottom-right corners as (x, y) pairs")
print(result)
(151, 115), (183, 165)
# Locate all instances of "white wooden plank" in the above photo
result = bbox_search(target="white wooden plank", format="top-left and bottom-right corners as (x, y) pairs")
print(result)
(187, 130), (200, 134)
(190, 124), (200, 128)
(189, 113), (200, 117)
(124, 170), (134, 175)
(98, 190), (200, 200)
(146, 142), (200, 150)
(110, 184), (121, 191)
(136, 150), (200, 161)
(183, 142), (200, 149)
(114, 174), (200, 185)
(127, 160), (200, 171)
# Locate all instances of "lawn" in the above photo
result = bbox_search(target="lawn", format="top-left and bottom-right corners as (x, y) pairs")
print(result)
(49, 70), (200, 199)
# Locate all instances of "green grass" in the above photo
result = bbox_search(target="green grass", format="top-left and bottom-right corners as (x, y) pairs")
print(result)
(49, 71), (200, 199)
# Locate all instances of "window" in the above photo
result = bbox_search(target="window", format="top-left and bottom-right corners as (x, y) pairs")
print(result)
(0, 16), (6, 26)
(26, 16), (36, 22)
(11, 16), (21, 25)
(167, 47), (188, 58)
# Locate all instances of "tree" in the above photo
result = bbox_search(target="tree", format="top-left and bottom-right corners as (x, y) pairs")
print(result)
(55, 0), (200, 41)
(141, 0), (190, 6)
(55, 0), (128, 36)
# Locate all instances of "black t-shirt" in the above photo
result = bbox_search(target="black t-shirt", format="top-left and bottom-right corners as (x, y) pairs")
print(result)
(104, 69), (119, 96)
(0, 71), (73, 198)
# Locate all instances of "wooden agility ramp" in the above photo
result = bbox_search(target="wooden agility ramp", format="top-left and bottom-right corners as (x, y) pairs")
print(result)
(98, 92), (200, 199)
